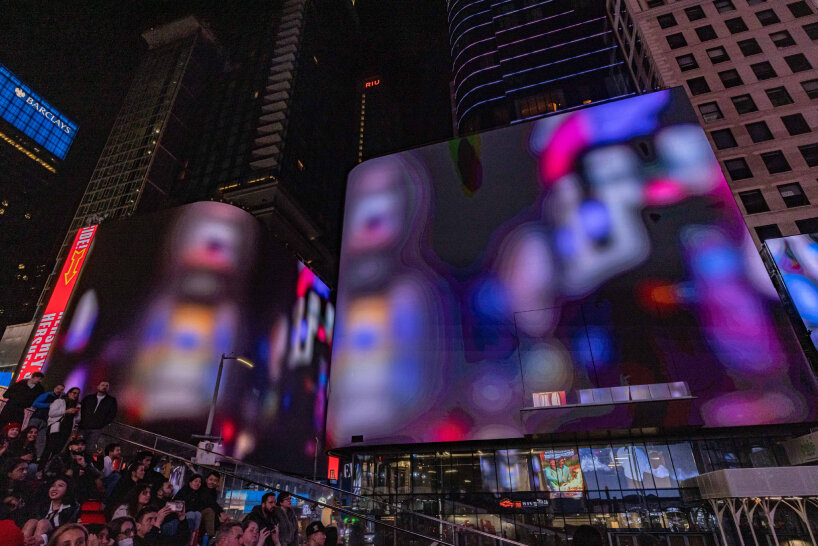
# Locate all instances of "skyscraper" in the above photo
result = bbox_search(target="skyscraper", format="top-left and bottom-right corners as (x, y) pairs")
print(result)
(609, 0), (818, 245)
(217, 0), (359, 282)
(41, 16), (218, 307)
(448, 0), (636, 133)
(0, 62), (78, 334)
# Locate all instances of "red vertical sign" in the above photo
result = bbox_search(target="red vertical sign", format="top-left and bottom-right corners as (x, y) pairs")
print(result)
(18, 225), (97, 378)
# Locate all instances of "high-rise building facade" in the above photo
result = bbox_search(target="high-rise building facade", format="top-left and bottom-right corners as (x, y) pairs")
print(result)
(356, 75), (402, 163)
(0, 63), (78, 333)
(448, 0), (637, 133)
(218, 0), (359, 283)
(41, 16), (218, 308)
(608, 0), (818, 245)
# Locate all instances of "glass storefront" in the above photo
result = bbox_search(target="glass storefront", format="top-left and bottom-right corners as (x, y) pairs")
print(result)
(345, 431), (801, 544)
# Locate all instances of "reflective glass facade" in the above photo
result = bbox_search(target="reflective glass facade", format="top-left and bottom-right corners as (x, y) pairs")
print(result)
(347, 430), (807, 544)
(0, 64), (77, 159)
(449, 0), (636, 133)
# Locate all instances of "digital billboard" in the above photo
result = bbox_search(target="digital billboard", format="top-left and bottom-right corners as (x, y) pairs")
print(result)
(43, 202), (334, 473)
(327, 88), (818, 448)
(766, 233), (818, 349)
(0, 63), (78, 160)
(19, 225), (97, 378)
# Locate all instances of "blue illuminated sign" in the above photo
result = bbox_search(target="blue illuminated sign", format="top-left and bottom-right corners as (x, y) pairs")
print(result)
(0, 63), (77, 160)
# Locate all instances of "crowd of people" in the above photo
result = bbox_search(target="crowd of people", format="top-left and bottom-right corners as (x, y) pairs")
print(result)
(0, 375), (342, 546)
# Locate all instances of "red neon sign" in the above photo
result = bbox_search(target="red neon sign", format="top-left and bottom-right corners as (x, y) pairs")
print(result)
(328, 456), (339, 480)
(18, 225), (97, 378)
(364, 79), (380, 89)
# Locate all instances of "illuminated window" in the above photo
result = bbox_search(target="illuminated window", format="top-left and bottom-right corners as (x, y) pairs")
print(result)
(778, 182), (809, 207)
(297, 159), (305, 171)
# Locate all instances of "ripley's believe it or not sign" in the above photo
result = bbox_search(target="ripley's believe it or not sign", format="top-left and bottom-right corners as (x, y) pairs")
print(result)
(0, 63), (78, 159)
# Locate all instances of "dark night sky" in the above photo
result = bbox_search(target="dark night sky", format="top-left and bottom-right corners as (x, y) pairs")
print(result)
(0, 0), (453, 252)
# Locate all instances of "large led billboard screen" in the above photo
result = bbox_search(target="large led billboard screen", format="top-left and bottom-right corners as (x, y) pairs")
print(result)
(766, 233), (818, 349)
(327, 88), (818, 448)
(0, 63), (78, 160)
(43, 202), (334, 473)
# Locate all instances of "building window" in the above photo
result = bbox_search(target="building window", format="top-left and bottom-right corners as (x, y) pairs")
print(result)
(647, 0), (666, 7)
(696, 25), (719, 41)
(711, 128), (738, 149)
(802, 79), (818, 99)
(731, 94), (758, 113)
(747, 0), (766, 5)
(785, 54), (813, 72)
(778, 182), (810, 207)
(756, 9), (781, 25)
(719, 69), (744, 87)
(658, 13), (678, 28)
(725, 17), (749, 33)
(725, 157), (753, 179)
(677, 54), (699, 71)
(770, 30), (797, 48)
(714, 0), (735, 12)
(706, 46), (730, 63)
(761, 150), (792, 173)
(788, 1), (813, 17)
(685, 6), (706, 20)
(782, 113), (812, 135)
(737, 38), (763, 56)
(699, 101), (724, 121)
(797, 217), (818, 234)
(766, 86), (794, 106)
(739, 189), (771, 213)
(687, 77), (711, 95)
(666, 32), (688, 48)
(803, 23), (818, 40)
(746, 121), (774, 142)
(799, 144), (818, 166)
(751, 61), (777, 80)
(755, 224), (783, 241)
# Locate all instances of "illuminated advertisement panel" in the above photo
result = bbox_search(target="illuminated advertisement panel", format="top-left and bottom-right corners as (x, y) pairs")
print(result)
(765, 234), (818, 349)
(44, 202), (334, 473)
(18, 225), (97, 378)
(0, 63), (78, 160)
(327, 88), (818, 448)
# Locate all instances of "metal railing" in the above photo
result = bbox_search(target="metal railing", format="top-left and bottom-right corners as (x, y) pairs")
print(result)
(101, 422), (526, 546)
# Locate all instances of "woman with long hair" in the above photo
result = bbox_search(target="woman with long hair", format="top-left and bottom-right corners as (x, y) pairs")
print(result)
(8, 425), (38, 460)
(109, 481), (152, 520)
(41, 387), (81, 463)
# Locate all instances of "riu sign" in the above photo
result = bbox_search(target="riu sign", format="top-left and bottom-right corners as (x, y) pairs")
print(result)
(18, 226), (97, 378)
(364, 79), (380, 89)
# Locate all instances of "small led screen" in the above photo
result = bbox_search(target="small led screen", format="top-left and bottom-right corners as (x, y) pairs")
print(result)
(0, 63), (77, 159)
(327, 88), (818, 448)
(766, 233), (818, 349)
(44, 202), (334, 473)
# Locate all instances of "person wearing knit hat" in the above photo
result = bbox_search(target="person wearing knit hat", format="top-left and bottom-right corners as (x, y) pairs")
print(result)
(304, 521), (326, 545)
(273, 493), (298, 546)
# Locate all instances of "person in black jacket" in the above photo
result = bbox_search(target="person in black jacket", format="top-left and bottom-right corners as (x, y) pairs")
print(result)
(78, 380), (117, 452)
(0, 372), (45, 427)
(244, 492), (278, 545)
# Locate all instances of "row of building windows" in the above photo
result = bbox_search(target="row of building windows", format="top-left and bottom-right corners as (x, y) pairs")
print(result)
(657, 0), (812, 28)
(709, 114), (812, 149)
(669, 23), (817, 51)
(677, 51), (813, 77)
(696, 79), (818, 121)
(738, 181), (813, 213)
(722, 144), (818, 181)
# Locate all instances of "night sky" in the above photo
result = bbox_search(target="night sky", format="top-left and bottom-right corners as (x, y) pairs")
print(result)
(0, 0), (453, 273)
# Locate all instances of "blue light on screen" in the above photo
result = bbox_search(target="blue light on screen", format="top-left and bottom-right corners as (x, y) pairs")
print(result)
(0, 63), (78, 160)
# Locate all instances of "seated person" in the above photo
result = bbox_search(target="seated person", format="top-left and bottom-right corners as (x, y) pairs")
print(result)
(110, 482), (152, 520)
(21, 477), (80, 544)
(109, 516), (137, 545)
(152, 479), (201, 537)
(134, 505), (189, 545)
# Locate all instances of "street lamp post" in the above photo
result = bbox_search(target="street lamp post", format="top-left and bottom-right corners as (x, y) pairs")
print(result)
(205, 353), (254, 437)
